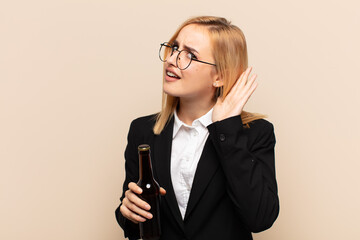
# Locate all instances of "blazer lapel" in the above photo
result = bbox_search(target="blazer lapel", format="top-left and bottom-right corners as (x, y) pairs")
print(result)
(153, 117), (184, 230)
(184, 137), (220, 221)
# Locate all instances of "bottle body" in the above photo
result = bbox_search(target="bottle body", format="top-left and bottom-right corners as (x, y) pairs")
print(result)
(137, 179), (161, 240)
(137, 144), (161, 240)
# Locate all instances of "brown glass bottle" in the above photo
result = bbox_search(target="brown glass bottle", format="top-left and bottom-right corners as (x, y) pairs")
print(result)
(137, 144), (161, 240)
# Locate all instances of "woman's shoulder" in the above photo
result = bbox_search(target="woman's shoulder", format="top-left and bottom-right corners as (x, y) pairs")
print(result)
(131, 113), (157, 124)
(247, 118), (274, 132)
(245, 118), (275, 147)
(128, 113), (158, 135)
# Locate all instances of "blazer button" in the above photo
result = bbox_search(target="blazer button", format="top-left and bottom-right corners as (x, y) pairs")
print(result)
(219, 133), (226, 142)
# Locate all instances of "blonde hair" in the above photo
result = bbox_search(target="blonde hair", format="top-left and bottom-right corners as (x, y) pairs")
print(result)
(153, 16), (266, 134)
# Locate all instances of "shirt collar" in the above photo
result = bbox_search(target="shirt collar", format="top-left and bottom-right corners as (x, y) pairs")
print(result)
(173, 108), (213, 138)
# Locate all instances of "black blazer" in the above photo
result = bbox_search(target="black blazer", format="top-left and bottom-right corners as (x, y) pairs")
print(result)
(115, 114), (279, 240)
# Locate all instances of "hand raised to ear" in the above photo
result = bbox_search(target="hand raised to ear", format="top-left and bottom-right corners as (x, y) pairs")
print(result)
(212, 67), (258, 122)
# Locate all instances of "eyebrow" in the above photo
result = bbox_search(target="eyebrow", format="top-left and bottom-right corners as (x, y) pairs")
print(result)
(173, 40), (199, 54)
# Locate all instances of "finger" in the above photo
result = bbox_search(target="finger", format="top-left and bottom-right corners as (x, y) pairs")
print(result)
(238, 68), (246, 81)
(125, 190), (151, 211)
(244, 66), (253, 78)
(230, 67), (253, 97)
(243, 74), (257, 92)
(242, 81), (258, 106)
(248, 81), (258, 97)
(227, 73), (256, 106)
(234, 73), (257, 101)
(123, 197), (153, 220)
(128, 182), (142, 194)
(231, 77), (258, 114)
(120, 203), (146, 223)
(239, 66), (252, 88)
(160, 187), (167, 196)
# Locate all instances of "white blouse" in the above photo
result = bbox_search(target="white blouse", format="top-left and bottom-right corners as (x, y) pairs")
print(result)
(170, 109), (213, 219)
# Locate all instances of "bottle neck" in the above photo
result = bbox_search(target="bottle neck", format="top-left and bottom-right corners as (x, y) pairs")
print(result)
(138, 150), (154, 181)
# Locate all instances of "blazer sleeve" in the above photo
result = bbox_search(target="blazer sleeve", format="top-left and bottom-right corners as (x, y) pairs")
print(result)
(115, 120), (141, 240)
(207, 115), (279, 233)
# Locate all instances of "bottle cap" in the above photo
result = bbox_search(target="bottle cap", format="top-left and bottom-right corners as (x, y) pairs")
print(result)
(138, 144), (150, 152)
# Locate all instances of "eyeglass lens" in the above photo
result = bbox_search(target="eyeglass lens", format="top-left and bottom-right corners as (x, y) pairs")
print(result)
(159, 43), (192, 70)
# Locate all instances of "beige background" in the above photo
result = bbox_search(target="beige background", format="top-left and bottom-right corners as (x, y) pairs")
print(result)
(1, 0), (359, 239)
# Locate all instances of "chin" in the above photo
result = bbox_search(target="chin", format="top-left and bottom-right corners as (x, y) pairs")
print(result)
(163, 89), (181, 98)
(163, 83), (180, 97)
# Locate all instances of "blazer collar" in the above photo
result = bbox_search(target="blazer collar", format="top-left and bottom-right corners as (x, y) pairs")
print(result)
(184, 137), (219, 221)
(153, 117), (184, 230)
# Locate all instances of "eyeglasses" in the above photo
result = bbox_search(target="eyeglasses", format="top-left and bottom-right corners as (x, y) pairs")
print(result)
(159, 42), (216, 70)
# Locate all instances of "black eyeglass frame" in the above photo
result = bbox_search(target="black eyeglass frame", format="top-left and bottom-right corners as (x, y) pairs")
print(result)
(159, 42), (216, 70)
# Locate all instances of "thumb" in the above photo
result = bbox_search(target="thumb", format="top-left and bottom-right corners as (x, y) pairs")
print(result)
(160, 187), (166, 196)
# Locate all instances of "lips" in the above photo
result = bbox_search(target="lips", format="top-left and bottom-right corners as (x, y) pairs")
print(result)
(165, 69), (180, 79)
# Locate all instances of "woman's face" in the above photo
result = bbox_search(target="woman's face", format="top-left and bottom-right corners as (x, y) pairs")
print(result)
(163, 24), (219, 103)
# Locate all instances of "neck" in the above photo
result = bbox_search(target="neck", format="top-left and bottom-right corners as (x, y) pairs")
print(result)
(177, 97), (215, 125)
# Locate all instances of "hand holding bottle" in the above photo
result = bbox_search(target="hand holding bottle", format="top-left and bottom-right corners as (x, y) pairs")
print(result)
(120, 182), (166, 224)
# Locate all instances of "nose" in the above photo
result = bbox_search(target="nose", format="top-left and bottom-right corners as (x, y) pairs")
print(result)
(166, 50), (177, 67)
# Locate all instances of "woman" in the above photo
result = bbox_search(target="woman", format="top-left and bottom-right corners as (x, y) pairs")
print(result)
(115, 16), (279, 240)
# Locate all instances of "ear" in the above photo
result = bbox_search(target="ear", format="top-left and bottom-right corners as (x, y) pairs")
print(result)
(212, 74), (224, 87)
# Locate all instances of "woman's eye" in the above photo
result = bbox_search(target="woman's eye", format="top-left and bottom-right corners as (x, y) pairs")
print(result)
(172, 45), (179, 51)
(188, 52), (196, 59)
